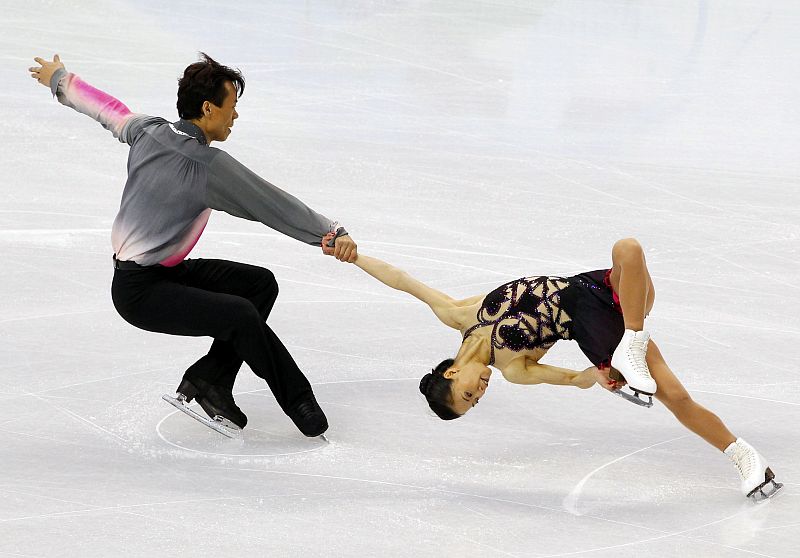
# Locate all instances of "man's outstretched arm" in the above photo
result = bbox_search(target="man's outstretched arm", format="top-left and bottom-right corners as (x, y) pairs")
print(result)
(29, 54), (139, 144)
(206, 150), (357, 262)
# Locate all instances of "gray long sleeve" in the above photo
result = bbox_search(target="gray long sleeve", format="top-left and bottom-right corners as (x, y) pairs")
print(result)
(206, 151), (337, 245)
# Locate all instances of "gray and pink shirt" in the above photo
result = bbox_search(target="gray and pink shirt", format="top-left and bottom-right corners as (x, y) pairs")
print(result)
(50, 68), (344, 266)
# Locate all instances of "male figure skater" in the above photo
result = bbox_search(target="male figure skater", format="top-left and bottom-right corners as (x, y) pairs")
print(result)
(29, 53), (357, 437)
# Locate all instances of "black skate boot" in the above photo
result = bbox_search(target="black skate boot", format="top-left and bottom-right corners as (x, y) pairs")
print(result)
(177, 377), (248, 429)
(288, 393), (328, 437)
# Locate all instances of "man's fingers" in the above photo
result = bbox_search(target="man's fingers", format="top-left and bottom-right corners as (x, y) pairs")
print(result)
(34, 57), (44, 64)
(54, 54), (61, 63)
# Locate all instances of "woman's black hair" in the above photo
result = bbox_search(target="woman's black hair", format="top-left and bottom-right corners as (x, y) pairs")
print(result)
(419, 358), (461, 420)
(176, 53), (245, 120)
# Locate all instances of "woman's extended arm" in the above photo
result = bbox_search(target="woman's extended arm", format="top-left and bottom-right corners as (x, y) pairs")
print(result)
(353, 254), (462, 329)
(502, 358), (596, 389)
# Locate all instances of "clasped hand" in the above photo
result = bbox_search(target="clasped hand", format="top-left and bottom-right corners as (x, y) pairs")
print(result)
(587, 365), (627, 391)
(321, 232), (357, 263)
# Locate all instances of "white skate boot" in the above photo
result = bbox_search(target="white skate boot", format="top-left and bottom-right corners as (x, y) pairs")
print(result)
(724, 438), (783, 501)
(610, 329), (656, 405)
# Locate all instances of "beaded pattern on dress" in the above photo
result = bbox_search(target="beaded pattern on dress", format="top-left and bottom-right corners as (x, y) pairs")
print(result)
(463, 276), (573, 365)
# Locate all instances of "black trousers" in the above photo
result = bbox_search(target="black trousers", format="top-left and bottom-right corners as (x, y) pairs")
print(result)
(111, 258), (313, 413)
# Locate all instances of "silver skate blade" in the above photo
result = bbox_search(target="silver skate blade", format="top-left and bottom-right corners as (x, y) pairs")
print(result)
(318, 433), (330, 444)
(748, 480), (784, 502)
(611, 388), (653, 408)
(161, 394), (242, 439)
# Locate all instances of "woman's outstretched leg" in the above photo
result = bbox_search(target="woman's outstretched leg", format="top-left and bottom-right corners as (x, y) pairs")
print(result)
(649, 340), (782, 499)
(607, 238), (657, 396)
(648, 341), (734, 450)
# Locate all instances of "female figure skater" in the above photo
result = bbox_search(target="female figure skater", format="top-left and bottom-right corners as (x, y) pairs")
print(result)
(334, 237), (782, 501)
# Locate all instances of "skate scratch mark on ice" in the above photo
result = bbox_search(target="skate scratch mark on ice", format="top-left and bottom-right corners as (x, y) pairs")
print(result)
(12, 386), (128, 444)
(0, 228), (109, 236)
(0, 309), (108, 325)
(286, 345), (427, 367)
(0, 497), (241, 524)
(689, 390), (800, 407)
(0, 209), (103, 219)
(660, 316), (800, 336)
(462, 504), (537, 556)
(197, 466), (673, 537)
(386, 508), (526, 558)
(0, 425), (107, 448)
(280, 278), (406, 300)
(368, 250), (512, 278)
(562, 434), (691, 516)
(540, 503), (782, 558)
(33, 366), (175, 396)
(0, 487), (97, 509)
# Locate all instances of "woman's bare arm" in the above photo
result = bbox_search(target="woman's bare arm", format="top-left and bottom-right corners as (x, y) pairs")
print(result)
(501, 358), (596, 389)
(353, 254), (463, 329)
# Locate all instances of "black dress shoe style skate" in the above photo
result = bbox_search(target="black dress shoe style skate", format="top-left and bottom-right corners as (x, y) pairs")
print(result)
(288, 393), (328, 437)
(177, 377), (248, 429)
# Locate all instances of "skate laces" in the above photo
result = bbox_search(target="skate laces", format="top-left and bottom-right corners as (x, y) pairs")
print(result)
(731, 443), (756, 480)
(627, 335), (651, 378)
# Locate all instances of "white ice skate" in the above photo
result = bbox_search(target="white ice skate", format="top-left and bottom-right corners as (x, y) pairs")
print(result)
(725, 438), (783, 501)
(162, 393), (243, 439)
(610, 329), (656, 406)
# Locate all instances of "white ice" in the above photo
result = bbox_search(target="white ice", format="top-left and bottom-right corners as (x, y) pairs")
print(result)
(1, 1), (799, 556)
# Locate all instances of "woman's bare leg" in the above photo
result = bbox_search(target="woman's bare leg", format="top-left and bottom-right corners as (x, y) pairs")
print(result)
(608, 238), (655, 330)
(608, 238), (657, 395)
(648, 340), (736, 451)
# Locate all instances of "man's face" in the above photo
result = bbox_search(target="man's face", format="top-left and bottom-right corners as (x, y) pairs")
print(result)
(205, 80), (239, 143)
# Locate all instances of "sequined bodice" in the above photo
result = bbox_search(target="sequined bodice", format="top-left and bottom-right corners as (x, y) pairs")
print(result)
(463, 276), (573, 365)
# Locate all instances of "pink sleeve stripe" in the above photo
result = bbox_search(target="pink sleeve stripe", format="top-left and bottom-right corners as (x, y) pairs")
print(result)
(60, 73), (133, 139)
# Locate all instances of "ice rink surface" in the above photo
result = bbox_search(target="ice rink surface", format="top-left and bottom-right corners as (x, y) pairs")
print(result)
(2, 1), (799, 556)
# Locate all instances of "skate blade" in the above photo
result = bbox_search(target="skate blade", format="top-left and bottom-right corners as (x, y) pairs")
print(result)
(748, 468), (784, 502)
(162, 394), (242, 439)
(611, 388), (653, 408)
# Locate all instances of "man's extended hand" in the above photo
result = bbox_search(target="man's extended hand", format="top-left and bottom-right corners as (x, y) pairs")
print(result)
(321, 232), (358, 262)
(29, 54), (65, 88)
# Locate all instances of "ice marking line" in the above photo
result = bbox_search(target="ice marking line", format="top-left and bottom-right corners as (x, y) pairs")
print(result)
(562, 434), (691, 516)
(155, 410), (327, 458)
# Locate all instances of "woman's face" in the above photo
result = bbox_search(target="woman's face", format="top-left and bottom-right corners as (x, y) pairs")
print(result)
(444, 362), (492, 415)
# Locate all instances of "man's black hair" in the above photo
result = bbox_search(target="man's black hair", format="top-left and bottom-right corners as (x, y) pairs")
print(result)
(176, 53), (245, 120)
